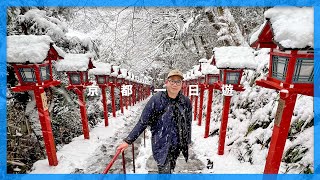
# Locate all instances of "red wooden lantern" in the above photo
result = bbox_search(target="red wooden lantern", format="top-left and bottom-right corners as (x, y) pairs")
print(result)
(90, 62), (112, 127)
(191, 65), (202, 123)
(8, 35), (65, 166)
(55, 53), (95, 140)
(117, 68), (126, 86)
(212, 46), (257, 155)
(182, 74), (187, 96)
(125, 72), (133, 106)
(130, 74), (136, 105)
(109, 65), (120, 117)
(118, 68), (129, 114)
(185, 72), (192, 97)
(201, 64), (219, 138)
(250, 7), (313, 174)
(197, 61), (207, 127)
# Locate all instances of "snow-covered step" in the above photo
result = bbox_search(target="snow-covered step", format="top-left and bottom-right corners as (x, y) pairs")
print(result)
(146, 147), (205, 174)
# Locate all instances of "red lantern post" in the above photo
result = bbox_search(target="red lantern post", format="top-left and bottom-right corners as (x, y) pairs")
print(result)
(198, 76), (205, 126)
(108, 75), (116, 118)
(57, 54), (96, 140)
(8, 35), (65, 166)
(132, 81), (136, 105)
(101, 85), (109, 126)
(197, 59), (210, 126)
(192, 66), (202, 122)
(212, 47), (256, 155)
(250, 9), (314, 173)
(128, 79), (133, 106)
(203, 66), (219, 138)
(118, 68), (129, 114)
(110, 65), (120, 117)
(90, 62), (112, 127)
(193, 79), (198, 121)
(117, 78), (124, 114)
(124, 80), (129, 110)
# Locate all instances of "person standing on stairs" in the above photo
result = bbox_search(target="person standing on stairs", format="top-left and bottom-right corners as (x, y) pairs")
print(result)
(117, 69), (193, 174)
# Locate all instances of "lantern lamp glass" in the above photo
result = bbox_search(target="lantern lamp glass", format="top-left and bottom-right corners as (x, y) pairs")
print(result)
(83, 73), (87, 83)
(293, 58), (314, 83)
(98, 76), (105, 84)
(209, 76), (218, 85)
(70, 74), (81, 84)
(109, 77), (114, 83)
(272, 56), (289, 81)
(117, 78), (122, 83)
(200, 77), (205, 84)
(220, 70), (224, 82)
(18, 67), (36, 83)
(226, 72), (240, 84)
(40, 65), (50, 81)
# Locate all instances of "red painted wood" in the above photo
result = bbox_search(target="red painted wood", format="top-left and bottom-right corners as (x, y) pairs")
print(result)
(264, 93), (297, 174)
(250, 21), (277, 48)
(132, 84), (136, 105)
(129, 90), (132, 106)
(34, 87), (58, 166)
(101, 86), (109, 127)
(11, 80), (60, 92)
(256, 79), (313, 96)
(194, 95), (198, 122)
(198, 86), (205, 126)
(218, 95), (232, 155)
(285, 50), (298, 84)
(119, 84), (124, 114)
(204, 87), (214, 138)
(88, 59), (95, 69)
(76, 87), (90, 139)
(111, 85), (116, 117)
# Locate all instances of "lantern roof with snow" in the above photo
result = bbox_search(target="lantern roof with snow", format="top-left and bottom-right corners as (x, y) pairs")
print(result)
(193, 65), (202, 77)
(89, 62), (112, 75)
(7, 35), (65, 64)
(118, 69), (128, 78)
(250, 7), (313, 50)
(55, 53), (95, 72)
(125, 72), (132, 80)
(201, 63), (219, 75)
(213, 46), (257, 69)
(110, 65), (120, 77)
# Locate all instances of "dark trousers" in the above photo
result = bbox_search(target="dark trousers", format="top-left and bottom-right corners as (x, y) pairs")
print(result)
(158, 146), (181, 174)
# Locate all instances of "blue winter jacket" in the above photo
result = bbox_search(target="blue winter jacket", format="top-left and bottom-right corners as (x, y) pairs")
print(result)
(124, 90), (192, 165)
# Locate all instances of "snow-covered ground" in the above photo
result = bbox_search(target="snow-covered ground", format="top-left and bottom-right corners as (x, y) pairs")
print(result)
(29, 88), (313, 174)
(29, 98), (150, 174)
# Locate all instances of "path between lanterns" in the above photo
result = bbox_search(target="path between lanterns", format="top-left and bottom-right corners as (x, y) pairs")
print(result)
(28, 95), (265, 174)
(28, 95), (206, 174)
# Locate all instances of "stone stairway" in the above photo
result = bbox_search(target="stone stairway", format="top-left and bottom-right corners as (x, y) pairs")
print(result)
(146, 147), (205, 174)
(81, 97), (205, 174)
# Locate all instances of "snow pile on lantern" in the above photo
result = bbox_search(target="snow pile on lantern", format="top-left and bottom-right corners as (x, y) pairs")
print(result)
(89, 62), (112, 75)
(250, 7), (313, 49)
(7, 35), (64, 63)
(213, 46), (257, 69)
(201, 63), (219, 75)
(55, 53), (94, 72)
